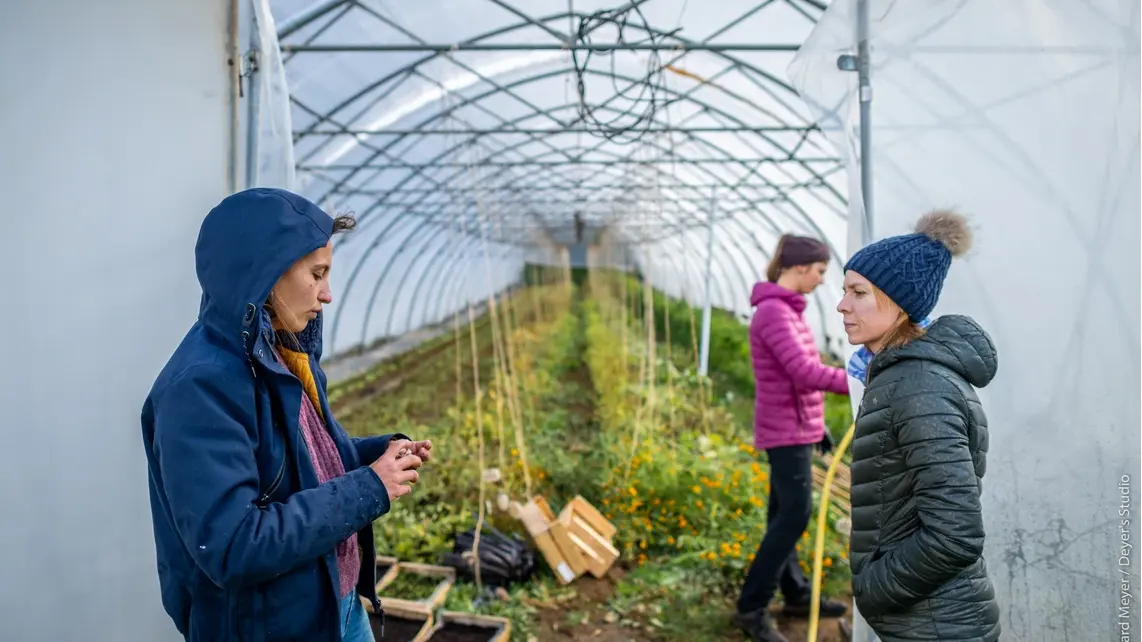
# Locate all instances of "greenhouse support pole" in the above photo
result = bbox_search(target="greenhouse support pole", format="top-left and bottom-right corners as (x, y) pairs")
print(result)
(850, 3), (881, 642)
(857, 0), (873, 243)
(227, 0), (241, 193)
(245, 38), (261, 188)
(698, 187), (716, 378)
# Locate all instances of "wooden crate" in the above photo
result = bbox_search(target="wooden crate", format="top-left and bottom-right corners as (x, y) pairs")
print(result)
(557, 496), (619, 579)
(812, 454), (852, 518)
(377, 562), (457, 615)
(360, 597), (434, 642)
(374, 555), (400, 591)
(425, 610), (511, 642)
(515, 497), (587, 584)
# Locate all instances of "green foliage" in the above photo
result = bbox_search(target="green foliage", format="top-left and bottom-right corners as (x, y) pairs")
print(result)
(619, 274), (855, 445)
(519, 263), (569, 287)
(440, 578), (563, 641)
(579, 284), (851, 591)
(383, 570), (448, 601)
(824, 391), (854, 443)
(330, 278), (852, 640)
(373, 498), (474, 563)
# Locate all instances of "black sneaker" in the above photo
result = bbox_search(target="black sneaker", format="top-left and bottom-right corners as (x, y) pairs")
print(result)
(732, 609), (789, 642)
(781, 595), (848, 619)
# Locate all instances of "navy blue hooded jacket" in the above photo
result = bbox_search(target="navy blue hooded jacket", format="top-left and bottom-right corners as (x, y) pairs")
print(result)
(141, 188), (405, 641)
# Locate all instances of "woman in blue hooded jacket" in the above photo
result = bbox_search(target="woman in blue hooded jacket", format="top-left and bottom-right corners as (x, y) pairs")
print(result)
(141, 188), (431, 641)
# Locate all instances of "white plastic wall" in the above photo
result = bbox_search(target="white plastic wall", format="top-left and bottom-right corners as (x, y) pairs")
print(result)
(791, 1), (1141, 640)
(1, 1), (232, 639)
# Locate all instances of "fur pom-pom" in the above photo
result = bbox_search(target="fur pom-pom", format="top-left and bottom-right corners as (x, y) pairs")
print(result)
(915, 209), (972, 257)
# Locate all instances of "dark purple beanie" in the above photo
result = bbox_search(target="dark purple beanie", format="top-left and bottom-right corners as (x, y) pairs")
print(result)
(779, 235), (830, 267)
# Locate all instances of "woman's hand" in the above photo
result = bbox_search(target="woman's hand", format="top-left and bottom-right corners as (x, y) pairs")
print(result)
(369, 439), (423, 501)
(409, 439), (432, 462)
(817, 431), (835, 454)
(386, 439), (432, 462)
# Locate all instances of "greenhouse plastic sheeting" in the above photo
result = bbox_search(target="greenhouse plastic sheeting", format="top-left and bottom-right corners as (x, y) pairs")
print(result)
(791, 0), (1141, 639)
(267, 0), (851, 357)
(251, 0), (298, 189)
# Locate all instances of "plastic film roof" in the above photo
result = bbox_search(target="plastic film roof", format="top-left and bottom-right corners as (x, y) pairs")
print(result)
(268, 0), (850, 356)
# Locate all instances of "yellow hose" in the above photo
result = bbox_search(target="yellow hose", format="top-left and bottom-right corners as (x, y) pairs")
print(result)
(807, 422), (856, 641)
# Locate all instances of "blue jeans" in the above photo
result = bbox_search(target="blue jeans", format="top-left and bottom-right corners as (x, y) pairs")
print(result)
(339, 592), (376, 642)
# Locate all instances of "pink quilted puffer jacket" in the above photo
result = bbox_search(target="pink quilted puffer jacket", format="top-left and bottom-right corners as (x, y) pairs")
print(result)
(749, 282), (848, 451)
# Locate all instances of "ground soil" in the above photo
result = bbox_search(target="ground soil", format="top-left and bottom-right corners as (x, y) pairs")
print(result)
(369, 613), (430, 642)
(530, 569), (659, 642)
(771, 607), (851, 642)
(527, 567), (852, 642)
(427, 622), (505, 642)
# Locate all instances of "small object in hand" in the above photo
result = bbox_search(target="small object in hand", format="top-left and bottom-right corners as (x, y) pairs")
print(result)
(395, 447), (412, 459)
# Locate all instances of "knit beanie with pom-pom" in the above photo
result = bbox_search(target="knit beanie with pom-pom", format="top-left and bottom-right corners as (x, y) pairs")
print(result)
(843, 210), (973, 322)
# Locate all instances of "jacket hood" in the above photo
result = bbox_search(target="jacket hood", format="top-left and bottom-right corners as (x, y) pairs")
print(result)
(195, 188), (333, 354)
(750, 281), (807, 313)
(870, 314), (998, 388)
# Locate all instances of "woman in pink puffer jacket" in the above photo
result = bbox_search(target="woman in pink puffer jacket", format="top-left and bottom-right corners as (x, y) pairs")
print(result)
(734, 234), (850, 642)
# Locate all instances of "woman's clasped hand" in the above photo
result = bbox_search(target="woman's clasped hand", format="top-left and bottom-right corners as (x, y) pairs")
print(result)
(370, 439), (433, 500)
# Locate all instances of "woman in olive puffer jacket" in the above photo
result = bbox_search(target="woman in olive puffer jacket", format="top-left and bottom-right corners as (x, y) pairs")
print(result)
(836, 211), (1001, 642)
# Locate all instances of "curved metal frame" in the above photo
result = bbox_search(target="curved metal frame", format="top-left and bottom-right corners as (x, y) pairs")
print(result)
(277, 0), (846, 353)
(309, 68), (845, 240)
(326, 92), (839, 345)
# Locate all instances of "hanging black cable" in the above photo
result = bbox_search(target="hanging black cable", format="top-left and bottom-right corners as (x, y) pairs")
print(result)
(572, 3), (674, 145)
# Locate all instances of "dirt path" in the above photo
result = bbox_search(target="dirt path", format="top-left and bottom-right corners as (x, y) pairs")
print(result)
(529, 571), (657, 642)
(523, 567), (850, 642)
(773, 606), (852, 642)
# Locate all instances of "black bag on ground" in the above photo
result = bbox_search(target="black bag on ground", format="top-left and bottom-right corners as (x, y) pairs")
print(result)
(441, 521), (537, 587)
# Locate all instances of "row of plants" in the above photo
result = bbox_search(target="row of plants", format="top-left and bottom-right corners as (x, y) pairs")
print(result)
(331, 273), (854, 640)
(346, 284), (596, 640)
(332, 283), (569, 427)
(581, 274), (852, 627)
(608, 271), (853, 443)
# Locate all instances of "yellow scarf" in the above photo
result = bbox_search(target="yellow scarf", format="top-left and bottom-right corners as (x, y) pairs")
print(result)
(276, 347), (324, 421)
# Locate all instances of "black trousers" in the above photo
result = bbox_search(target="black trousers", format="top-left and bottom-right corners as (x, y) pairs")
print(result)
(737, 444), (813, 613)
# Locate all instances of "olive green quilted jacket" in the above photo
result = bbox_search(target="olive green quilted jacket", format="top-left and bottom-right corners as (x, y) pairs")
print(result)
(850, 315), (1001, 642)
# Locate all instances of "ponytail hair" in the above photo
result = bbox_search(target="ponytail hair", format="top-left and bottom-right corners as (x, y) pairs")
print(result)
(766, 233), (830, 282)
(766, 235), (791, 282)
